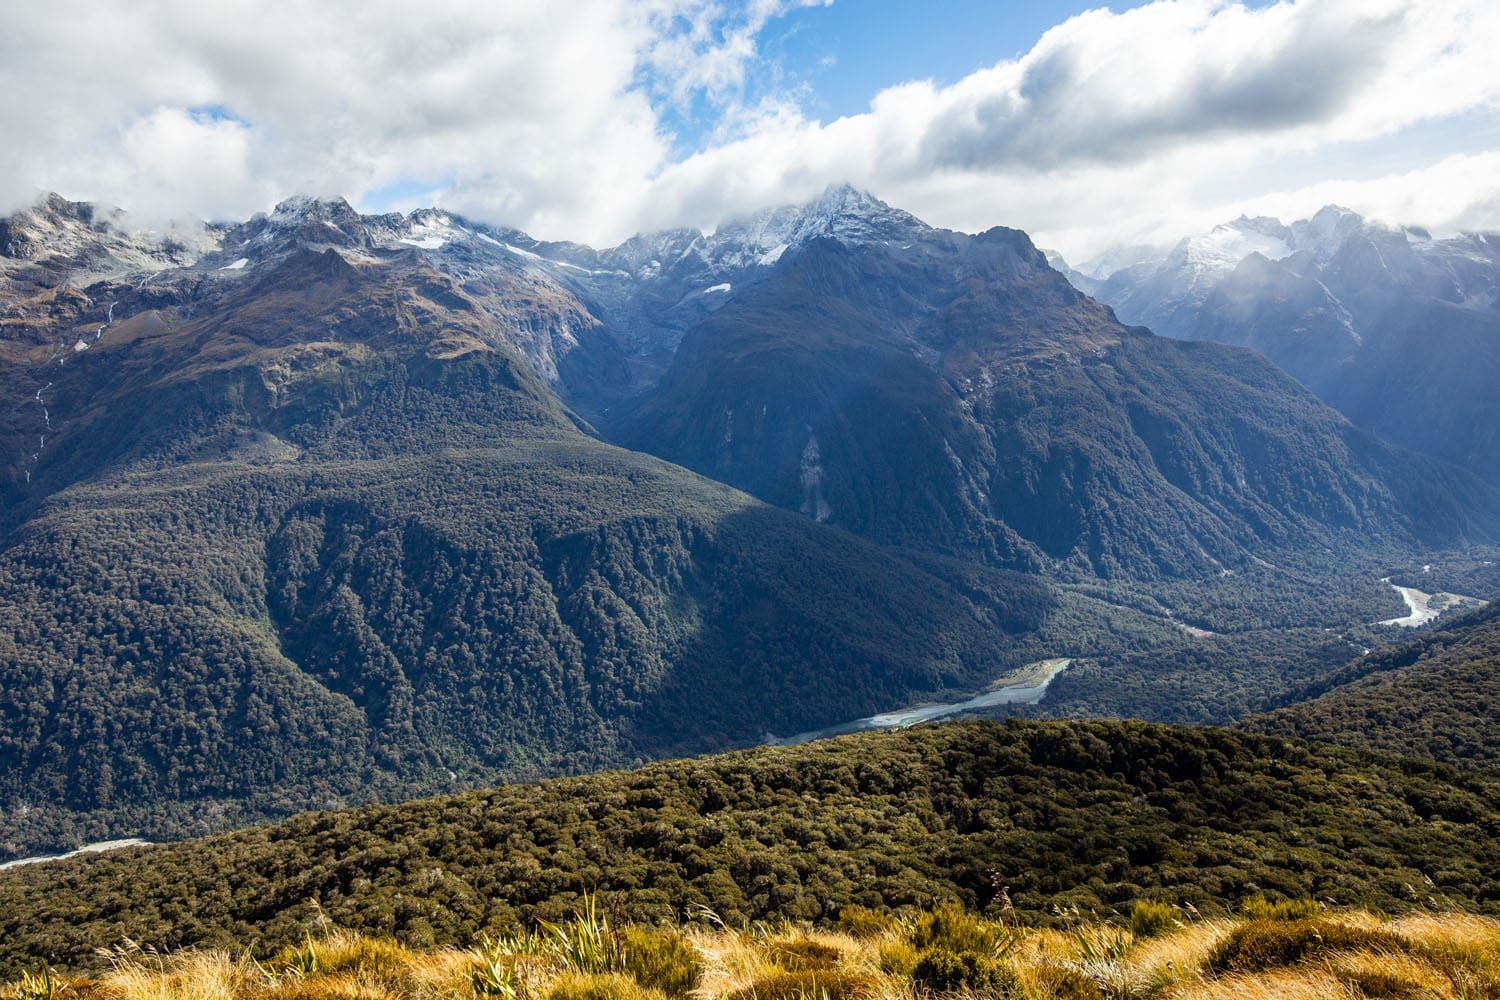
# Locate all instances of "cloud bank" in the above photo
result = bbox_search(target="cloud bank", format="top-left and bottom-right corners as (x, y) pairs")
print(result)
(2, 0), (1499, 254)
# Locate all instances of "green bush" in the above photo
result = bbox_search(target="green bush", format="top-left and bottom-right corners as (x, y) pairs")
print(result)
(548, 972), (667, 1000)
(876, 940), (918, 977)
(619, 927), (700, 999)
(909, 948), (1017, 995)
(1128, 900), (1179, 939)
(836, 906), (899, 939)
(907, 902), (1006, 954)
(1207, 919), (1404, 974)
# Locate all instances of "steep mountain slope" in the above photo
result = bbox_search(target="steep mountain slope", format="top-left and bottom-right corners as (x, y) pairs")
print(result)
(1074, 207), (1500, 482)
(0, 196), (1053, 859)
(611, 202), (1497, 578)
(1245, 599), (1500, 766)
(2, 719), (1497, 973)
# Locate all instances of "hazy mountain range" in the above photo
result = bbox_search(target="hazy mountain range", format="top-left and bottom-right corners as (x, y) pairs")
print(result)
(1056, 206), (1500, 484)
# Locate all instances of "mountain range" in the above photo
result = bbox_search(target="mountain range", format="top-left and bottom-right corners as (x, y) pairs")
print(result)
(1059, 206), (1500, 484)
(1, 185), (1496, 860)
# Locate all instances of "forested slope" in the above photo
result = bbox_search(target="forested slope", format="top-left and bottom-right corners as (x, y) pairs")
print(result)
(2, 719), (1496, 974)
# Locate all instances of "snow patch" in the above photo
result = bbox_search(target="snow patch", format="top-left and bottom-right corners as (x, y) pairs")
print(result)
(400, 237), (446, 250)
(220, 257), (250, 270)
(760, 243), (788, 265)
(704, 282), (732, 294)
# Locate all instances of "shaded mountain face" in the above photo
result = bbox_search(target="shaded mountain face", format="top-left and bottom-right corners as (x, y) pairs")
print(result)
(610, 206), (1498, 578)
(0, 194), (1053, 858)
(1245, 596), (1500, 766)
(1072, 207), (1500, 483)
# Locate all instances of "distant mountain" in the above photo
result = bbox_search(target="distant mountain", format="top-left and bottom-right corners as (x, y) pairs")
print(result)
(1068, 207), (1500, 483)
(1245, 598), (1500, 766)
(3, 719), (1498, 973)
(0, 192), (1053, 859)
(609, 192), (1498, 578)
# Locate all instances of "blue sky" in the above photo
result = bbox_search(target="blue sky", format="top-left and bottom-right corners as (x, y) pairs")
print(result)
(653, 2), (1164, 153)
(772, 2), (1157, 121)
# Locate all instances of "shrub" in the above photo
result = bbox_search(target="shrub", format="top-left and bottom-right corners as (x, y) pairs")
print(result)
(907, 902), (1007, 955)
(548, 972), (667, 1000)
(836, 906), (899, 940)
(1128, 900), (1179, 939)
(725, 969), (876, 1000)
(619, 927), (700, 998)
(1239, 897), (1323, 922)
(876, 940), (918, 977)
(909, 948), (1017, 995)
(302, 933), (416, 985)
(1207, 919), (1405, 974)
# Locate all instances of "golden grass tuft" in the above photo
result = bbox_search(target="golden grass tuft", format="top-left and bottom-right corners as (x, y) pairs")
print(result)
(722, 968), (878, 1000)
(545, 972), (664, 1000)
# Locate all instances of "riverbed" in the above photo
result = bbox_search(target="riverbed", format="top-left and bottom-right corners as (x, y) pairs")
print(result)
(0, 838), (151, 872)
(772, 658), (1072, 746)
(1375, 577), (1485, 628)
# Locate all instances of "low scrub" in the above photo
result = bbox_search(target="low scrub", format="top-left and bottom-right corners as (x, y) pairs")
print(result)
(1207, 918), (1406, 973)
(724, 969), (876, 1000)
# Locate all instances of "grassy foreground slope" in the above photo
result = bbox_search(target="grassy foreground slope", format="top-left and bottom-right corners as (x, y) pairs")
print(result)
(13, 898), (1500, 1000)
(3, 720), (1497, 973)
(1245, 601), (1500, 766)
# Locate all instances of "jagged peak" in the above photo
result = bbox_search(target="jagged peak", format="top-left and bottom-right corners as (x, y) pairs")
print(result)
(270, 194), (358, 219)
(1309, 203), (1364, 225)
(805, 181), (886, 215)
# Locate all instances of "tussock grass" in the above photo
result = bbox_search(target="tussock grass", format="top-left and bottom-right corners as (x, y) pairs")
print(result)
(10, 902), (1499, 1000)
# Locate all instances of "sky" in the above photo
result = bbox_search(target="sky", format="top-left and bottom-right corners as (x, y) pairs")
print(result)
(3, 0), (1500, 259)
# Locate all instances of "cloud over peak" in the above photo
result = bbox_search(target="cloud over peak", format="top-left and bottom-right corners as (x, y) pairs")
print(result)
(3, 0), (1499, 255)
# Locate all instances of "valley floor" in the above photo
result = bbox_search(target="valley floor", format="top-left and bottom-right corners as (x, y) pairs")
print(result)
(17, 899), (1500, 1000)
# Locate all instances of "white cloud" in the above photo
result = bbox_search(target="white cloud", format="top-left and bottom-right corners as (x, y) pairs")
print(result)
(0, 0), (673, 234)
(627, 0), (1500, 256)
(3, 0), (1500, 254)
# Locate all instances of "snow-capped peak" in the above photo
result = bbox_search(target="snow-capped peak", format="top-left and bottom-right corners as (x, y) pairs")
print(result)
(689, 183), (930, 273)
(1, 193), (216, 283)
